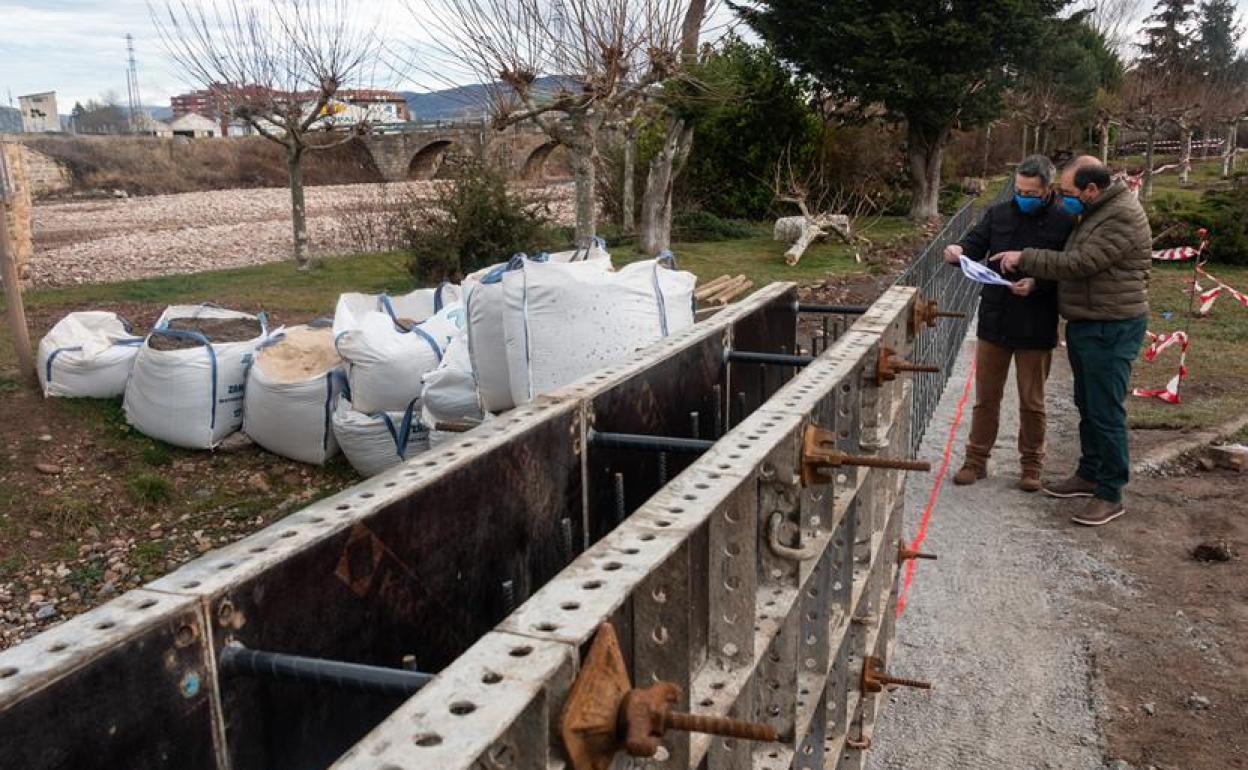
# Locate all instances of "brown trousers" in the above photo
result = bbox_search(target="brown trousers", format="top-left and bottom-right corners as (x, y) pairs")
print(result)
(964, 339), (1052, 473)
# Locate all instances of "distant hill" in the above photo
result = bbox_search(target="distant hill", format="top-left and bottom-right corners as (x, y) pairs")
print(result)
(402, 75), (577, 122)
(0, 106), (20, 133)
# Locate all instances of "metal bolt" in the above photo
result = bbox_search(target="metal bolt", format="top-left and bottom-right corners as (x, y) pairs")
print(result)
(861, 656), (931, 693)
(614, 473), (626, 522)
(897, 541), (937, 562)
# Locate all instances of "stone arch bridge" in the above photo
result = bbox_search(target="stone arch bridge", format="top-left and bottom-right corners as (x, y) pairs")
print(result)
(359, 122), (566, 182)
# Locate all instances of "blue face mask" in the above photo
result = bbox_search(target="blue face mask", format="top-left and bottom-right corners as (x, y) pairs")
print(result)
(1061, 195), (1085, 215)
(1014, 194), (1044, 214)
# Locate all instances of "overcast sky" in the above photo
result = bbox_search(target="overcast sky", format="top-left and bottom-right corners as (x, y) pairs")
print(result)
(1, 0), (1244, 113)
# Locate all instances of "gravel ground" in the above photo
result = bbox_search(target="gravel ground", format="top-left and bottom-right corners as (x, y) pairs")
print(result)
(868, 333), (1121, 769)
(29, 181), (577, 287)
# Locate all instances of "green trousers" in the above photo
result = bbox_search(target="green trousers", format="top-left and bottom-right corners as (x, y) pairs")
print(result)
(1065, 315), (1148, 503)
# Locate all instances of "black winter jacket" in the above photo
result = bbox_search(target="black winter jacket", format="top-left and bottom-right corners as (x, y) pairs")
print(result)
(957, 197), (1075, 350)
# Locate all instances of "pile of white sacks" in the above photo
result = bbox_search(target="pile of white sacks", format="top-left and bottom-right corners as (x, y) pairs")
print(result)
(35, 243), (697, 477)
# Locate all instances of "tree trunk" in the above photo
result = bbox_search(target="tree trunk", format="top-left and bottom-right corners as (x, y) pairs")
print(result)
(980, 123), (992, 178)
(1143, 126), (1156, 202)
(1199, 124), (1210, 160)
(639, 118), (690, 255)
(622, 126), (637, 234)
(287, 145), (310, 269)
(1228, 121), (1238, 178)
(1179, 127), (1192, 185)
(568, 116), (599, 246)
(906, 123), (947, 222)
(1098, 120), (1110, 165)
(1021, 123), (1030, 159)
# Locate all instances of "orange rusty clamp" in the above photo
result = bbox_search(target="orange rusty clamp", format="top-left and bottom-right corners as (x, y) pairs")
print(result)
(876, 346), (941, 386)
(801, 425), (931, 485)
(561, 623), (779, 770)
(912, 296), (966, 331)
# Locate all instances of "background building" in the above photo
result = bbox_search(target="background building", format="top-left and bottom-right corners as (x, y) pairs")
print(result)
(18, 92), (61, 133)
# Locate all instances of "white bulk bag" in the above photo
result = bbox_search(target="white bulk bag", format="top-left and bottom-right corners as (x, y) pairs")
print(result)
(333, 301), (467, 414)
(465, 250), (613, 413)
(123, 304), (268, 449)
(503, 257), (695, 405)
(420, 329), (482, 423)
(242, 325), (344, 465)
(332, 394), (429, 477)
(37, 311), (144, 398)
(381, 283), (460, 323)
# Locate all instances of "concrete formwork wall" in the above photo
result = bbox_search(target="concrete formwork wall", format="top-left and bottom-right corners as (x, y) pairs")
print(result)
(335, 287), (928, 770)
(0, 283), (804, 770)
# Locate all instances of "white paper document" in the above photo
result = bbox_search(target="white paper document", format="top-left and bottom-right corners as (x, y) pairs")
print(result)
(959, 255), (1015, 287)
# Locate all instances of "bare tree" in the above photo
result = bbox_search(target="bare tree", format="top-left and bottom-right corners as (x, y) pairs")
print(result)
(636, 0), (708, 255)
(1082, 0), (1144, 53)
(152, 0), (388, 268)
(416, 0), (695, 246)
(1120, 66), (1188, 200)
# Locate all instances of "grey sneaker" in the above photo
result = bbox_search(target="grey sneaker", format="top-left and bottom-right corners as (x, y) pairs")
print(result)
(1043, 474), (1096, 498)
(1071, 498), (1126, 527)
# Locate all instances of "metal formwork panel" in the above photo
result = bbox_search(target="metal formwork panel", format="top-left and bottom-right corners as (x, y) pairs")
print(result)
(334, 287), (927, 770)
(0, 590), (219, 770)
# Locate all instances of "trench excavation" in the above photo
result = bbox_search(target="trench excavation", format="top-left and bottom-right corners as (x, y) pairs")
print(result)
(0, 212), (978, 770)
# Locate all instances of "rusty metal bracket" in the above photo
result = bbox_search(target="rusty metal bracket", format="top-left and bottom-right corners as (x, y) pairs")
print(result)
(897, 540), (937, 562)
(876, 346), (941, 386)
(561, 623), (779, 770)
(767, 512), (820, 562)
(845, 734), (873, 750)
(801, 425), (931, 485)
(911, 296), (966, 332)
(861, 656), (932, 694)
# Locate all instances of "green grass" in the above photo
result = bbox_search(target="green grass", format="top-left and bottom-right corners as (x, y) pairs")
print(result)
(625, 216), (918, 288)
(1129, 262), (1248, 431)
(126, 472), (174, 507)
(7, 250), (416, 319)
(3, 223), (917, 339)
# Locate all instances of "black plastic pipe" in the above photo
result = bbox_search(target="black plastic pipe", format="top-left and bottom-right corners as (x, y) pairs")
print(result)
(725, 350), (815, 367)
(218, 645), (433, 698)
(796, 303), (869, 315)
(588, 430), (715, 454)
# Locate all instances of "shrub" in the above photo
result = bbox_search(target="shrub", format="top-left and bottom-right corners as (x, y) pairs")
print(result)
(670, 210), (756, 241)
(1148, 178), (1248, 266)
(405, 162), (551, 282)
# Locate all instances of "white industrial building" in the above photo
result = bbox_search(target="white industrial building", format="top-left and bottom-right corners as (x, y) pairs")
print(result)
(18, 92), (61, 133)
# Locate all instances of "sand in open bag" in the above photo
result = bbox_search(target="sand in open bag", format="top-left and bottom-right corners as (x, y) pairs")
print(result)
(255, 326), (341, 383)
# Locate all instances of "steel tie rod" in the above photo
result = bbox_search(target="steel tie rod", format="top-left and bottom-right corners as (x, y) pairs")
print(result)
(588, 430), (715, 454)
(795, 302), (870, 315)
(725, 349), (815, 367)
(218, 643), (433, 698)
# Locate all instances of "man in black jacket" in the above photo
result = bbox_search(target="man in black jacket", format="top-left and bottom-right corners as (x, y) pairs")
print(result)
(943, 155), (1075, 491)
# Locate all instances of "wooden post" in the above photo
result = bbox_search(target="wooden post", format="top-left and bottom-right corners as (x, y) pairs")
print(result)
(0, 143), (36, 383)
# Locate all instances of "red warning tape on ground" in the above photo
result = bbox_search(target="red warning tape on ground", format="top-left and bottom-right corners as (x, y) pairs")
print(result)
(897, 356), (976, 616)
(1131, 330), (1190, 404)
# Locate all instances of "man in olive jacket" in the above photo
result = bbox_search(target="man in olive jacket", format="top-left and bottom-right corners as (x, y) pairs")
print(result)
(994, 156), (1151, 527)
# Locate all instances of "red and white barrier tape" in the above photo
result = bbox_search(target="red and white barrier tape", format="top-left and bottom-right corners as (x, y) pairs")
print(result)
(1195, 266), (1248, 315)
(1152, 242), (1205, 261)
(1131, 330), (1189, 404)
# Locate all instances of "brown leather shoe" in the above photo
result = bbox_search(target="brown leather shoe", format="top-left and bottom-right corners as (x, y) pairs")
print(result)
(953, 463), (987, 485)
(1071, 497), (1126, 527)
(1018, 470), (1042, 492)
(1042, 474), (1096, 498)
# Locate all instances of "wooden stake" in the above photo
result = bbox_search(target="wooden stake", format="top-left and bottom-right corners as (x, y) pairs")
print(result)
(0, 144), (35, 384)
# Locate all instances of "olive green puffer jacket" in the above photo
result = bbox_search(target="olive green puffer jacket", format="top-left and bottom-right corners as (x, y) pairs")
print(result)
(1018, 181), (1151, 321)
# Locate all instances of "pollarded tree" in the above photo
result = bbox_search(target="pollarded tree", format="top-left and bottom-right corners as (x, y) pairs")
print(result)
(153, 0), (390, 269)
(417, 0), (699, 246)
(735, 0), (1068, 221)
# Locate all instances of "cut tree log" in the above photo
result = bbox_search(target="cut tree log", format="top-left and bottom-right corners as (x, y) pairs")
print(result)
(774, 213), (851, 266)
(694, 274), (735, 300)
(707, 276), (752, 305)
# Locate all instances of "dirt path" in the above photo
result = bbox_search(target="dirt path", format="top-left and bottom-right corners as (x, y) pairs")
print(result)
(870, 333), (1246, 769)
(29, 181), (576, 287)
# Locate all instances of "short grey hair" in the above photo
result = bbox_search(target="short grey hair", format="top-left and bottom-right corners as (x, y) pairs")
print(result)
(1017, 154), (1056, 187)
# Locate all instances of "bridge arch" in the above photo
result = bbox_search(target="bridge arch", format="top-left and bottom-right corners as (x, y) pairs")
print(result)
(520, 141), (560, 181)
(408, 139), (463, 180)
